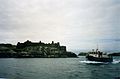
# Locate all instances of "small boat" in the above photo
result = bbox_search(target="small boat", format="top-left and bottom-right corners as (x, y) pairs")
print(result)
(86, 49), (113, 62)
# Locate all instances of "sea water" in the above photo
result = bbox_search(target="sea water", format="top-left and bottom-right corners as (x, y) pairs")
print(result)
(0, 56), (119, 79)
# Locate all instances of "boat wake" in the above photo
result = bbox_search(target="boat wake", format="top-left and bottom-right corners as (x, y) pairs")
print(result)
(80, 60), (106, 64)
(112, 59), (120, 64)
(79, 59), (120, 65)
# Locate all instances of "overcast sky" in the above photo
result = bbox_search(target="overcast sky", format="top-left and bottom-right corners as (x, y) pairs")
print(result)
(0, 0), (120, 52)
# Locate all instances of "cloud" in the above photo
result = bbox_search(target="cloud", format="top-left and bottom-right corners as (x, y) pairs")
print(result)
(0, 0), (120, 51)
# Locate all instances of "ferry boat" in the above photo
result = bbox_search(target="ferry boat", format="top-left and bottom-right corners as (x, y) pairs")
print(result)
(86, 49), (113, 62)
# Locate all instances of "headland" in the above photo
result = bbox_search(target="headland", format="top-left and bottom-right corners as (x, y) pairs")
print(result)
(0, 40), (77, 58)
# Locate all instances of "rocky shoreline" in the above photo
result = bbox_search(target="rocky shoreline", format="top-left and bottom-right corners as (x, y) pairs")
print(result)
(0, 40), (77, 58)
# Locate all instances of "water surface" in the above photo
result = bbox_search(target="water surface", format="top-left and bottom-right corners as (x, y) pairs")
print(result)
(0, 57), (120, 79)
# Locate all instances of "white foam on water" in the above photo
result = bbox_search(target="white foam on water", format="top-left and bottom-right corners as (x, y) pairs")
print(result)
(112, 59), (120, 64)
(80, 59), (120, 64)
(79, 60), (104, 64)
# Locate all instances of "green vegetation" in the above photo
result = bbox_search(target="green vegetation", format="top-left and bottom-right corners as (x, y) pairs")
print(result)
(0, 40), (77, 58)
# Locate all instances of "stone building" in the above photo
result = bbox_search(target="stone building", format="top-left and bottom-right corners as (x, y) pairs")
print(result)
(16, 40), (67, 57)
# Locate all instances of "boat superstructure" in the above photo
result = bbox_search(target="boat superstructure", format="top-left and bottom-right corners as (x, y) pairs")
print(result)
(86, 48), (113, 62)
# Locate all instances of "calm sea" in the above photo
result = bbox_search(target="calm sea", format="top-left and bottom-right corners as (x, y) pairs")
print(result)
(0, 57), (120, 79)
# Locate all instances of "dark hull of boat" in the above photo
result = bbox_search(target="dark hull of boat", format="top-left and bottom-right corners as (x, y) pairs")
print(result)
(86, 55), (113, 62)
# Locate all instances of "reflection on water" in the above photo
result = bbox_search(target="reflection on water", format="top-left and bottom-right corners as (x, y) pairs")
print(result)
(0, 57), (119, 79)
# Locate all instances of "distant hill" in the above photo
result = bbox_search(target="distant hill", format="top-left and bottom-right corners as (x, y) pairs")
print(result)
(78, 52), (87, 56)
(109, 53), (120, 56)
(78, 52), (120, 56)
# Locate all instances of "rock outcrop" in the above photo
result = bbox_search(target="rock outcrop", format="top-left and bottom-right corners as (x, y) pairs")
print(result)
(0, 40), (77, 58)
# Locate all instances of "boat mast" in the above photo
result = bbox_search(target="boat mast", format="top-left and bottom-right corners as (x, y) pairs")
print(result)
(97, 43), (99, 50)
(96, 43), (99, 53)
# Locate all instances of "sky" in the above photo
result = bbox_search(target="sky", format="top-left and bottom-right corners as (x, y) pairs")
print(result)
(0, 0), (120, 52)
